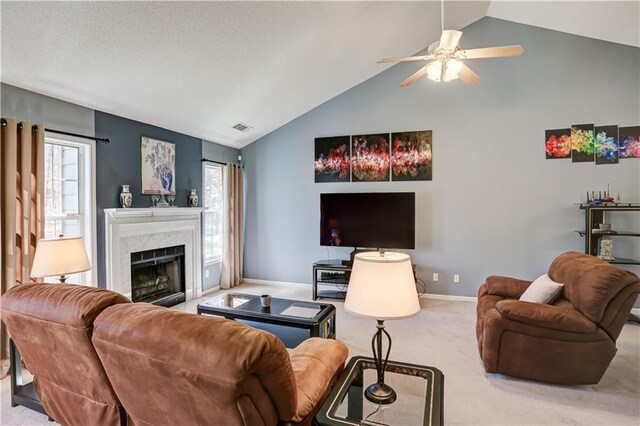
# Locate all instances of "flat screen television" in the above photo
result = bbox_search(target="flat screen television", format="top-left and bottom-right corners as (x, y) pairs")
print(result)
(320, 192), (415, 249)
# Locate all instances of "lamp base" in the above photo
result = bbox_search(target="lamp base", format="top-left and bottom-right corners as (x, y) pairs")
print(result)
(365, 382), (397, 405)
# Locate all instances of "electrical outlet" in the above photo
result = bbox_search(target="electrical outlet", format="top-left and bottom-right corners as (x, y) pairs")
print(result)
(205, 269), (210, 279)
(454, 274), (460, 283)
(432, 272), (439, 282)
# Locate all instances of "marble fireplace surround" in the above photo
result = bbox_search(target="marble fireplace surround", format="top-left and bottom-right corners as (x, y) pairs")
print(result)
(104, 208), (203, 301)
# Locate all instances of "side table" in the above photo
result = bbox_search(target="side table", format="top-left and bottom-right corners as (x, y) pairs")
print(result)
(315, 356), (444, 426)
(10, 339), (52, 420)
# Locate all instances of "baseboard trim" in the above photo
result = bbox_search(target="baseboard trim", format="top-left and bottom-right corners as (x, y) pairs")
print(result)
(242, 277), (478, 302)
(242, 278), (309, 288)
(422, 293), (477, 303)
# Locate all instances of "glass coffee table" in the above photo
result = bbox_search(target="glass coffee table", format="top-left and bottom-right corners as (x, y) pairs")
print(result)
(197, 292), (336, 348)
(316, 356), (444, 426)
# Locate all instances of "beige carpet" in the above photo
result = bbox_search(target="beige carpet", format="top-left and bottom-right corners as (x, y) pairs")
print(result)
(2, 283), (639, 425)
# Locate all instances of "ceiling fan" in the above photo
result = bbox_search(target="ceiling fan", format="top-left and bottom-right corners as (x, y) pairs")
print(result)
(377, 1), (523, 86)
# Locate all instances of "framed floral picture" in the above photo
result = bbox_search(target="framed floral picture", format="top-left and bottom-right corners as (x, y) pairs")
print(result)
(141, 136), (176, 195)
(544, 128), (571, 159)
(314, 136), (351, 182)
(619, 126), (640, 158)
(571, 124), (595, 162)
(594, 125), (618, 164)
(391, 130), (433, 181)
(351, 133), (390, 182)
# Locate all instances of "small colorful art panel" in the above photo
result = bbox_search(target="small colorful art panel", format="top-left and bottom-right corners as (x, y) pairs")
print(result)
(544, 128), (571, 159)
(314, 136), (351, 182)
(351, 133), (390, 182)
(594, 125), (619, 165)
(571, 124), (595, 163)
(619, 126), (640, 159)
(141, 136), (176, 195)
(391, 131), (433, 181)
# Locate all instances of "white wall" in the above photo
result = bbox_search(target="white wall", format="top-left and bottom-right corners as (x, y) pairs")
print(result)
(240, 18), (640, 304)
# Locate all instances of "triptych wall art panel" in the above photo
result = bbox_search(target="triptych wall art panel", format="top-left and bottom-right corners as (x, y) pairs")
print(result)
(314, 131), (433, 183)
(545, 124), (639, 163)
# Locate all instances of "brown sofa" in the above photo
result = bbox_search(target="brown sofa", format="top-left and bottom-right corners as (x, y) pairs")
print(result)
(476, 252), (640, 385)
(1, 284), (349, 426)
(1, 283), (130, 426)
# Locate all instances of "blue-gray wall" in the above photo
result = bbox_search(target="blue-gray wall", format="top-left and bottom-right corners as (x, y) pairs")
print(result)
(1, 83), (94, 136)
(94, 112), (204, 288)
(240, 17), (640, 304)
(1, 83), (238, 290)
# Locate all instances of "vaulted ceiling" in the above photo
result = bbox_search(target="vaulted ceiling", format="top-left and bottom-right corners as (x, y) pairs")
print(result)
(1, 1), (637, 148)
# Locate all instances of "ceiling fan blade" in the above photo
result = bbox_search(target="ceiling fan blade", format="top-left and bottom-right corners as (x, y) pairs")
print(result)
(439, 30), (463, 50)
(377, 55), (429, 64)
(457, 45), (524, 59)
(458, 64), (480, 85)
(400, 66), (428, 87)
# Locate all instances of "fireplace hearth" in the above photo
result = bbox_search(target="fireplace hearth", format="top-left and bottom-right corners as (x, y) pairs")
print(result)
(131, 245), (186, 307)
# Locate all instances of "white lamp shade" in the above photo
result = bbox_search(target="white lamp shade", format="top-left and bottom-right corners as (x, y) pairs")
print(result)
(344, 252), (420, 320)
(31, 237), (91, 278)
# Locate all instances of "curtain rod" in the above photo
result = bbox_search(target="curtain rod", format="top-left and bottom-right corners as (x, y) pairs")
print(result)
(1, 118), (110, 144)
(201, 158), (227, 166)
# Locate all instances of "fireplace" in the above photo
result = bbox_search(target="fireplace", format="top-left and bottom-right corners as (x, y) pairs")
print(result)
(130, 245), (186, 307)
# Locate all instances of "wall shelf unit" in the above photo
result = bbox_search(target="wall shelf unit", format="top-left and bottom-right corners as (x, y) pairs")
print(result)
(577, 203), (640, 324)
(577, 203), (640, 265)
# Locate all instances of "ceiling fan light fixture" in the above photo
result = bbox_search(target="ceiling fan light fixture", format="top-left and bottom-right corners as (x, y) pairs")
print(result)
(426, 58), (462, 82)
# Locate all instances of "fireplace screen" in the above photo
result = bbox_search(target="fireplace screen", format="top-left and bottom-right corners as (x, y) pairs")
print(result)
(130, 245), (185, 306)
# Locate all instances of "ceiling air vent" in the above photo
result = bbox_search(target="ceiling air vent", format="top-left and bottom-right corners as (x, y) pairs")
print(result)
(232, 122), (252, 132)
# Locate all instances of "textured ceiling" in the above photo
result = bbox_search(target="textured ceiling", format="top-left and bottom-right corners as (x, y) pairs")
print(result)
(487, 1), (640, 48)
(0, 1), (489, 148)
(1, 1), (637, 148)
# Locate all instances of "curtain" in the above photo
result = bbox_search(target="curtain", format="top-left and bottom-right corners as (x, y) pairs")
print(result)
(0, 118), (45, 378)
(221, 163), (244, 289)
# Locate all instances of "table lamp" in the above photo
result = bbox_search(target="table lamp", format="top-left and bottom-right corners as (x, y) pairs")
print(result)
(344, 251), (420, 405)
(31, 236), (91, 283)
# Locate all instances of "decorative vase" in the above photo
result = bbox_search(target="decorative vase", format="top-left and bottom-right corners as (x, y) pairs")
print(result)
(120, 185), (132, 208)
(189, 189), (199, 207)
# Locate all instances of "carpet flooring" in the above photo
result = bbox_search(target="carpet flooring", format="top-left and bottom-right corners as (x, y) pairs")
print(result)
(1, 283), (639, 425)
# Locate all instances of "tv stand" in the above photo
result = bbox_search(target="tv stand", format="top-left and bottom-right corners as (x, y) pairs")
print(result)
(313, 259), (417, 301)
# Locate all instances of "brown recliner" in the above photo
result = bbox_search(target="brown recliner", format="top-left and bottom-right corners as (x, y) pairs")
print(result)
(476, 251), (640, 385)
(92, 302), (349, 426)
(0, 283), (131, 425)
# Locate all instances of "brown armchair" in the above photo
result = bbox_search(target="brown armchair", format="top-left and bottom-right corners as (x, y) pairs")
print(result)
(0, 283), (131, 425)
(476, 252), (640, 385)
(92, 301), (349, 426)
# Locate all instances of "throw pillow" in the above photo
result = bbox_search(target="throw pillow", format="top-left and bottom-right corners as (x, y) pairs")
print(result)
(519, 274), (564, 304)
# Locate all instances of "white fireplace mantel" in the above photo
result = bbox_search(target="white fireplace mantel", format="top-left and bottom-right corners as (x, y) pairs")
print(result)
(104, 207), (204, 301)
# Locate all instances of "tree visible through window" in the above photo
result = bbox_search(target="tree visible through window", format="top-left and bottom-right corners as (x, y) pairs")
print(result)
(204, 164), (223, 262)
(45, 143), (81, 238)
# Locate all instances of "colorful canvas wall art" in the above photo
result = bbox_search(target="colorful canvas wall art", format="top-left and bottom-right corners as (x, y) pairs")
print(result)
(594, 125), (619, 165)
(544, 129), (571, 159)
(351, 133), (390, 182)
(619, 126), (640, 158)
(571, 124), (595, 163)
(141, 136), (176, 195)
(391, 131), (433, 181)
(314, 136), (351, 182)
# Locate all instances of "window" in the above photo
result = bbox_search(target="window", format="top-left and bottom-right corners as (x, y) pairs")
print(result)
(203, 164), (223, 263)
(44, 135), (95, 285)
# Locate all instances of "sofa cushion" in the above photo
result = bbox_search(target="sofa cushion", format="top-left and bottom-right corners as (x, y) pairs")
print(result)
(288, 338), (349, 422)
(496, 300), (596, 333)
(92, 302), (298, 425)
(485, 275), (532, 299)
(548, 252), (639, 323)
(0, 283), (130, 426)
(519, 274), (563, 304)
